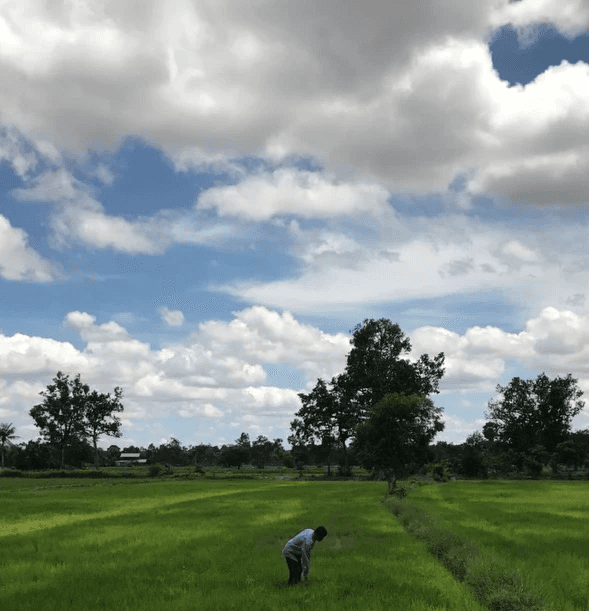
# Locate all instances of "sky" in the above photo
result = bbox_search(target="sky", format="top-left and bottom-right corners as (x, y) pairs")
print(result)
(2, 0), (589, 454)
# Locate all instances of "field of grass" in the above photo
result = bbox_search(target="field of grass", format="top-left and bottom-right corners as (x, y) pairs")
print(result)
(0, 475), (485, 611)
(391, 480), (589, 611)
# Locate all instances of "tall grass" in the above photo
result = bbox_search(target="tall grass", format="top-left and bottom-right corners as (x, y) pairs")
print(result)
(391, 481), (589, 611)
(1, 477), (485, 611)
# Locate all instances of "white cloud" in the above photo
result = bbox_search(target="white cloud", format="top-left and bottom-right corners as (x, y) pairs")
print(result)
(0, 125), (38, 178)
(0, 307), (351, 445)
(195, 305), (350, 384)
(488, 0), (589, 43)
(196, 168), (390, 220)
(4, 305), (589, 447)
(0, 333), (91, 376)
(0, 215), (61, 282)
(218, 207), (589, 317)
(410, 307), (589, 396)
(158, 307), (184, 327)
(10, 167), (237, 255)
(0, 0), (588, 206)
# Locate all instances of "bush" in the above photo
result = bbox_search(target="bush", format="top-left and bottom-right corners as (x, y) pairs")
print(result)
(149, 463), (163, 477)
(0, 468), (23, 478)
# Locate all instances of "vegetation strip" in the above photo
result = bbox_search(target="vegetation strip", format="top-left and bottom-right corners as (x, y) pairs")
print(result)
(384, 488), (554, 611)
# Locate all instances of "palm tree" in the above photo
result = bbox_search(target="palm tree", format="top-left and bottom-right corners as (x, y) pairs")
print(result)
(0, 422), (21, 471)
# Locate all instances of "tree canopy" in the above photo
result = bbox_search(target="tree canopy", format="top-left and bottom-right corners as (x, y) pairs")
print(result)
(293, 318), (445, 482)
(29, 371), (124, 470)
(344, 319), (445, 414)
(485, 372), (584, 454)
(350, 393), (444, 493)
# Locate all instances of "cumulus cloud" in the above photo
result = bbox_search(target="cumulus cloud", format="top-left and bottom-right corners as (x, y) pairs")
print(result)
(410, 306), (589, 394)
(196, 168), (390, 220)
(158, 307), (184, 327)
(0, 332), (90, 376)
(1, 306), (350, 443)
(0, 0), (587, 205)
(0, 215), (61, 282)
(10, 167), (237, 255)
(194, 306), (350, 384)
(3, 304), (589, 446)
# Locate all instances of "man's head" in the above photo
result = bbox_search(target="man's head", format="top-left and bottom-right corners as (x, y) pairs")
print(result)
(312, 526), (327, 542)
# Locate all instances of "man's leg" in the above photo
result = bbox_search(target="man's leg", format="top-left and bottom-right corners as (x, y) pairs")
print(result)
(286, 556), (303, 586)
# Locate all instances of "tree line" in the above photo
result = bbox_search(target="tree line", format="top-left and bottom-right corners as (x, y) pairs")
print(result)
(1, 318), (587, 491)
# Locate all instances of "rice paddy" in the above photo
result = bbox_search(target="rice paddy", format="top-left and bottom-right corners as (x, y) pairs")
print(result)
(1, 473), (485, 611)
(394, 480), (589, 611)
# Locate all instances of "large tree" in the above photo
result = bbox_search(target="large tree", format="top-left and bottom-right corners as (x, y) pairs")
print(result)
(78, 387), (124, 469)
(344, 319), (445, 417)
(486, 372), (584, 455)
(293, 319), (445, 476)
(0, 422), (21, 471)
(30, 371), (124, 470)
(292, 374), (359, 475)
(351, 393), (444, 494)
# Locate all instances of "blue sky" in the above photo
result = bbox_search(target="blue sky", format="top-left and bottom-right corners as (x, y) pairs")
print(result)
(2, 1), (589, 453)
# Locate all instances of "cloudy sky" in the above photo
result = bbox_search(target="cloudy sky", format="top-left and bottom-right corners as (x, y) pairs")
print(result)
(2, 0), (589, 455)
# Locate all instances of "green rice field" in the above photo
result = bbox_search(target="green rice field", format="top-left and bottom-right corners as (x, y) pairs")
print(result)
(397, 480), (589, 611)
(0, 474), (485, 611)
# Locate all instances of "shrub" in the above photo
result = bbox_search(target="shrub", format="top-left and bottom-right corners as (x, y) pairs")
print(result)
(0, 468), (23, 478)
(149, 463), (162, 477)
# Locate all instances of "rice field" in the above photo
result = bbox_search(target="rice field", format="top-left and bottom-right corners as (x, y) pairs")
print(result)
(0, 474), (485, 611)
(397, 480), (589, 611)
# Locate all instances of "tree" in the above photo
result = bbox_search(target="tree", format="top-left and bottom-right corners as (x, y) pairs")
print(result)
(486, 373), (584, 455)
(30, 371), (124, 470)
(461, 431), (488, 478)
(251, 435), (276, 468)
(350, 393), (444, 494)
(235, 432), (252, 465)
(219, 444), (249, 469)
(344, 319), (445, 417)
(293, 319), (445, 477)
(0, 422), (21, 471)
(77, 387), (123, 469)
(293, 375), (359, 476)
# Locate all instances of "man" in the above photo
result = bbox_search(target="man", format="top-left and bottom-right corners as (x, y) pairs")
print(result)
(282, 526), (327, 586)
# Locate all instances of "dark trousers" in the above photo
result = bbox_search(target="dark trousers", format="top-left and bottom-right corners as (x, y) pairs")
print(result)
(285, 556), (303, 586)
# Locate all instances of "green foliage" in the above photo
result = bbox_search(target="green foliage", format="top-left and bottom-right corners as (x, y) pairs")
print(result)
(29, 371), (124, 470)
(293, 318), (446, 480)
(351, 393), (444, 479)
(486, 373), (584, 454)
(148, 463), (163, 477)
(427, 460), (452, 482)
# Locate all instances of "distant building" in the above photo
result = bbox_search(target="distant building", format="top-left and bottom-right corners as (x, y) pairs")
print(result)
(115, 452), (147, 466)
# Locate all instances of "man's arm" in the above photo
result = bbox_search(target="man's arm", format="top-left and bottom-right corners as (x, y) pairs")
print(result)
(301, 544), (311, 578)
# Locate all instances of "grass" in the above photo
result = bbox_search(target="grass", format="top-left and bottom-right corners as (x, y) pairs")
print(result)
(0, 473), (485, 611)
(385, 480), (589, 611)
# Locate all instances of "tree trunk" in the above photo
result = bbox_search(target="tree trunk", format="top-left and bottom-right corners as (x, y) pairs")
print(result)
(373, 467), (397, 494)
(93, 437), (99, 471)
(387, 472), (397, 495)
(341, 439), (350, 476)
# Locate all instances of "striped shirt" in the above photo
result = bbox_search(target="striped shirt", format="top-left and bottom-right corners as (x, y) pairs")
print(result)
(282, 529), (315, 577)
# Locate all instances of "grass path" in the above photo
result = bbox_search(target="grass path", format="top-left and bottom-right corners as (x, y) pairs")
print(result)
(1, 477), (485, 610)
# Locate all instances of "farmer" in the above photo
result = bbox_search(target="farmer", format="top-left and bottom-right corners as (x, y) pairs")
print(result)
(282, 526), (327, 586)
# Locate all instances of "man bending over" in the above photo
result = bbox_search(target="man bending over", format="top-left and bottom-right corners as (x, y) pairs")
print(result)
(282, 526), (327, 586)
